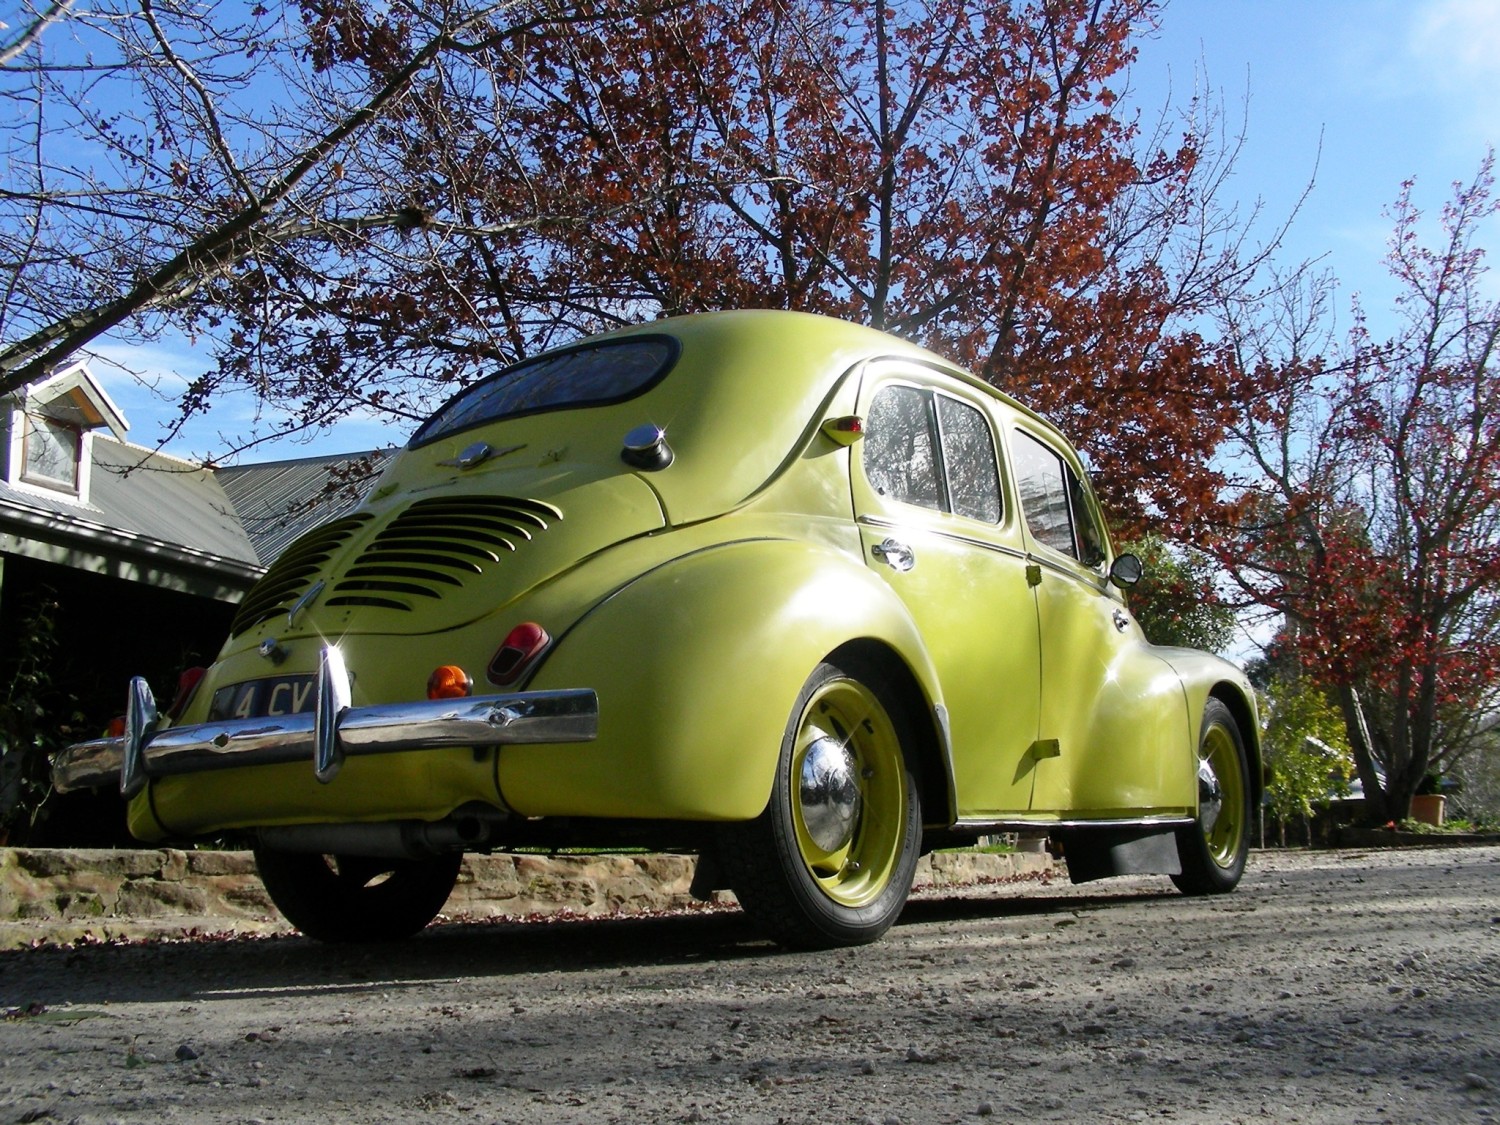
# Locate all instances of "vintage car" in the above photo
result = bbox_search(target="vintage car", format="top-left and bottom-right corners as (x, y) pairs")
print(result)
(53, 310), (1261, 949)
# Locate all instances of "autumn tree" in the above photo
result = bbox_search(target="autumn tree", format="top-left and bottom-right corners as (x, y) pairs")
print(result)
(1206, 157), (1500, 823)
(0, 0), (652, 452)
(343, 0), (1275, 526)
(6, 0), (1278, 504)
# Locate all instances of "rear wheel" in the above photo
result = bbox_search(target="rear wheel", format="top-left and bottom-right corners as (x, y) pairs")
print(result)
(253, 848), (462, 942)
(719, 657), (922, 949)
(1172, 698), (1250, 895)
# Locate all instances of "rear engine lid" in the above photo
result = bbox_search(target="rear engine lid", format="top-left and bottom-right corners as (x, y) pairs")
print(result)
(224, 467), (663, 646)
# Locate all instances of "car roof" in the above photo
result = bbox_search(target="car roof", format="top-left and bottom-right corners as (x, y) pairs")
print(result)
(600, 309), (1061, 434)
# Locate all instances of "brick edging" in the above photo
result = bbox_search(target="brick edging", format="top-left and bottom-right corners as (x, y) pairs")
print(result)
(0, 847), (1053, 947)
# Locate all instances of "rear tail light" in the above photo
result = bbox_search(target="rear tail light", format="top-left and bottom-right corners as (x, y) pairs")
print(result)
(487, 622), (551, 686)
(166, 667), (207, 720)
(427, 665), (474, 700)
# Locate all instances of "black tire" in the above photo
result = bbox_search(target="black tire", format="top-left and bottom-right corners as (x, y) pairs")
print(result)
(717, 656), (922, 949)
(1172, 698), (1251, 895)
(253, 848), (463, 942)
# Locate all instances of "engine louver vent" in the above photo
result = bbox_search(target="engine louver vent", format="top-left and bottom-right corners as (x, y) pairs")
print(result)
(230, 514), (374, 637)
(323, 496), (563, 612)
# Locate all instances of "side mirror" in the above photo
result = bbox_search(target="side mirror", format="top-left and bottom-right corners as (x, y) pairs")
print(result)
(1109, 552), (1143, 589)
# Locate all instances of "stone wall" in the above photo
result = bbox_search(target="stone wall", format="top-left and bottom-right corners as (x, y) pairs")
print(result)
(0, 847), (1052, 947)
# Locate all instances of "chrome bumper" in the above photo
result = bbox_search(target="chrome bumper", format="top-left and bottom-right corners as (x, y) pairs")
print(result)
(51, 644), (598, 795)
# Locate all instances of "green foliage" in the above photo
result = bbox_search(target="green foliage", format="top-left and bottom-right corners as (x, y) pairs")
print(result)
(0, 591), (83, 841)
(1261, 676), (1352, 830)
(1122, 534), (1235, 654)
(1394, 816), (1499, 835)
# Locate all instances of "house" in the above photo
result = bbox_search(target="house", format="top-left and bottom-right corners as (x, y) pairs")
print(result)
(0, 362), (383, 841)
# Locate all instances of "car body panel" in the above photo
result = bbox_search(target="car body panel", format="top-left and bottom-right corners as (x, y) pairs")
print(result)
(848, 363), (1044, 816)
(503, 537), (943, 821)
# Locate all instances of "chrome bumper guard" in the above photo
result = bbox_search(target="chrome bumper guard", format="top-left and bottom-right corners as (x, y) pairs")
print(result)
(51, 644), (598, 796)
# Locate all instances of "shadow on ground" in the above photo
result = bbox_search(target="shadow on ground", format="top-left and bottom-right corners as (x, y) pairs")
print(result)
(0, 885), (1180, 1008)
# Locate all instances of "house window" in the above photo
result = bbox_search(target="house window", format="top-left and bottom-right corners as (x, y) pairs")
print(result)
(22, 413), (82, 492)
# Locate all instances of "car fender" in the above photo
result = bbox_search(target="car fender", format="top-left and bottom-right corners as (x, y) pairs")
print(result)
(1152, 647), (1265, 807)
(501, 538), (945, 821)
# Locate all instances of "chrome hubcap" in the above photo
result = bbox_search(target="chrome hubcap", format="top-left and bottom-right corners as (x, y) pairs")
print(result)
(1198, 755), (1224, 836)
(799, 734), (862, 853)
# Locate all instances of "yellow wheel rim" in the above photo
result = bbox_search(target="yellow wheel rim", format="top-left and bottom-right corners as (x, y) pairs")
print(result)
(789, 676), (907, 908)
(1199, 721), (1246, 868)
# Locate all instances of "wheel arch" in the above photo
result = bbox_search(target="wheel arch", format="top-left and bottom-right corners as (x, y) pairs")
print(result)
(824, 637), (955, 828)
(1209, 682), (1264, 811)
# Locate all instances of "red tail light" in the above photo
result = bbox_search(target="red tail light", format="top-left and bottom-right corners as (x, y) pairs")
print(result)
(487, 622), (551, 686)
(166, 667), (207, 720)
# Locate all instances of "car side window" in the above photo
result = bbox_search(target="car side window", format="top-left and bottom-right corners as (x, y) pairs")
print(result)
(936, 395), (1002, 523)
(864, 385), (1004, 523)
(1011, 429), (1106, 567)
(863, 385), (943, 511)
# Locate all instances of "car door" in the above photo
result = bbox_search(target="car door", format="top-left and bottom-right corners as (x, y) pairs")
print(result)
(851, 365), (1042, 817)
(1006, 422), (1194, 815)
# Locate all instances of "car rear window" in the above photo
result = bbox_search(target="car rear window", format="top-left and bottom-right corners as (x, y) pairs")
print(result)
(409, 337), (678, 447)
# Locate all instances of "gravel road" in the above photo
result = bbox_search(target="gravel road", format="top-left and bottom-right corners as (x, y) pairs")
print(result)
(1, 845), (1497, 1125)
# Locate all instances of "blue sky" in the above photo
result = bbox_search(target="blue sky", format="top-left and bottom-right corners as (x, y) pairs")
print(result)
(92, 0), (1500, 463)
(1131, 0), (1500, 317)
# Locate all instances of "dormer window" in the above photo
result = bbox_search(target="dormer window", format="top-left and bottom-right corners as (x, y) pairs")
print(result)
(3, 360), (128, 505)
(22, 412), (84, 493)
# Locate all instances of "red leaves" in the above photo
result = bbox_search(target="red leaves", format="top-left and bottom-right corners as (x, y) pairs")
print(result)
(1199, 156), (1500, 815)
(296, 0), (410, 75)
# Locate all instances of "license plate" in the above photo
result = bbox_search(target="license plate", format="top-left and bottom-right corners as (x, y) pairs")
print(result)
(208, 675), (317, 721)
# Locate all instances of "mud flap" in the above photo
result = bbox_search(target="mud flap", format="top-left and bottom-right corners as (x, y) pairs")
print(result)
(1055, 827), (1183, 885)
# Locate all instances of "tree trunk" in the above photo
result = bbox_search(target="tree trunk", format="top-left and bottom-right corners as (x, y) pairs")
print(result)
(1336, 685), (1390, 824)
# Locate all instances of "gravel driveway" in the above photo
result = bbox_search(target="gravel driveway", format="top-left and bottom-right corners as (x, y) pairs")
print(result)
(2, 844), (1497, 1124)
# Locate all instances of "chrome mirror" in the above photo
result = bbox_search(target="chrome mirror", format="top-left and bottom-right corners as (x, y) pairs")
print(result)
(1109, 552), (1144, 589)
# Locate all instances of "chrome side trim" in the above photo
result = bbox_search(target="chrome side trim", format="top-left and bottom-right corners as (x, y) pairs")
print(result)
(856, 514), (1029, 562)
(1024, 550), (1111, 593)
(950, 815), (1194, 832)
(52, 665), (598, 795)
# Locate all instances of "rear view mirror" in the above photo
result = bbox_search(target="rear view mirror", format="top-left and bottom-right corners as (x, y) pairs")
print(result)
(1109, 553), (1143, 589)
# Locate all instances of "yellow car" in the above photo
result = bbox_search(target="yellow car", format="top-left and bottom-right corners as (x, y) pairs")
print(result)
(54, 311), (1261, 948)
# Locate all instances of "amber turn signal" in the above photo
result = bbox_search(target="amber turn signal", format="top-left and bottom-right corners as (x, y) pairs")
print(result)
(426, 665), (473, 700)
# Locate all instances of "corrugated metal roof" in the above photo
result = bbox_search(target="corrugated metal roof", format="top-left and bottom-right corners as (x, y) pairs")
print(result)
(90, 438), (262, 564)
(0, 476), (109, 522)
(218, 449), (388, 562)
(0, 436), (262, 568)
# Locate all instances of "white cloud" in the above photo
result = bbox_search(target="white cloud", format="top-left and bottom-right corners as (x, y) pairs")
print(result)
(1405, 0), (1500, 143)
(1411, 0), (1500, 76)
(83, 336), (403, 463)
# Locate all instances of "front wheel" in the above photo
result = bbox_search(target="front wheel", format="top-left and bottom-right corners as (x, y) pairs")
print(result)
(1172, 698), (1250, 895)
(253, 848), (463, 942)
(718, 657), (922, 949)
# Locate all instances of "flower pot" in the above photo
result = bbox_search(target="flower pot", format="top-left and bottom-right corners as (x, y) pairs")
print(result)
(1410, 793), (1446, 827)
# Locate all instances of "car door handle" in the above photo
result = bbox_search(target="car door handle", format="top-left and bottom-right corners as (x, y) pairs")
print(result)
(872, 538), (915, 572)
